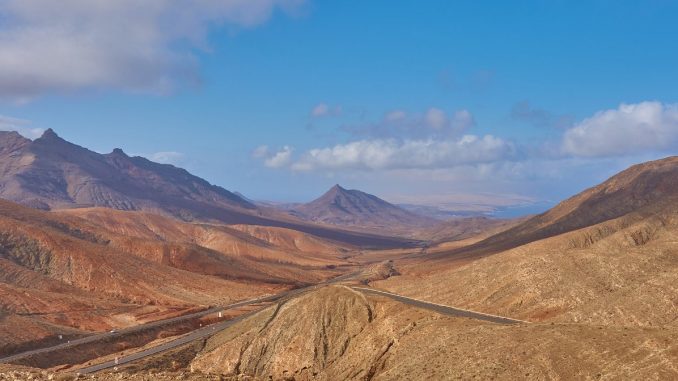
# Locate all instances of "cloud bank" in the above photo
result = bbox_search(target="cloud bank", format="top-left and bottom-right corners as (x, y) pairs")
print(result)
(561, 101), (678, 157)
(256, 101), (678, 174)
(0, 0), (305, 101)
(290, 135), (515, 171)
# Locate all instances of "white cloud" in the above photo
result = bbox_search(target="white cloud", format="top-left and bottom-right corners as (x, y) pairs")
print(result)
(0, 0), (306, 100)
(148, 151), (185, 165)
(289, 135), (515, 171)
(264, 146), (293, 168)
(562, 102), (678, 157)
(310, 103), (342, 117)
(0, 114), (44, 138)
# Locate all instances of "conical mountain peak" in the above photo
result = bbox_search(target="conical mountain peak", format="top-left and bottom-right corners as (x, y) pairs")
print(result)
(293, 185), (435, 229)
(39, 128), (60, 140)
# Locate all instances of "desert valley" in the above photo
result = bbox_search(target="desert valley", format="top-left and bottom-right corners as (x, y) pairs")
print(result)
(0, 131), (675, 380)
(0, 2), (677, 380)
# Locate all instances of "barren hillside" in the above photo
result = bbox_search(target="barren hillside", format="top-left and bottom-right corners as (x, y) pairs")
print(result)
(188, 286), (677, 380)
(438, 156), (678, 257)
(0, 199), (356, 354)
(376, 157), (678, 327)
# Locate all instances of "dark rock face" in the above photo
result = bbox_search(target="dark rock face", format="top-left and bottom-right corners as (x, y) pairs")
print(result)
(0, 129), (254, 218)
(292, 184), (437, 229)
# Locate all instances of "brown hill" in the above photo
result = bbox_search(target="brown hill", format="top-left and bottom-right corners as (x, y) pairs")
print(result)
(291, 185), (436, 233)
(0, 199), (357, 354)
(378, 208), (678, 327)
(57, 208), (347, 282)
(188, 286), (677, 380)
(377, 156), (678, 327)
(460, 156), (678, 254)
(417, 216), (525, 243)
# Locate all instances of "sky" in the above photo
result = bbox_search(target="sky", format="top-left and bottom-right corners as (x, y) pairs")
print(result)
(0, 0), (677, 212)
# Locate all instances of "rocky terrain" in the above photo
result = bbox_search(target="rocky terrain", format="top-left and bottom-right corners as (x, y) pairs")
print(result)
(119, 286), (675, 380)
(1, 156), (677, 380)
(0, 198), (358, 355)
(3, 288), (676, 380)
(375, 156), (678, 328)
(377, 208), (678, 326)
(176, 157), (678, 379)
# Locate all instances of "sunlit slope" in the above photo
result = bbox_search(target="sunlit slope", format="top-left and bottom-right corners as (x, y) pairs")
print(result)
(190, 286), (677, 380)
(378, 157), (678, 326)
(434, 156), (678, 257)
(58, 208), (348, 284)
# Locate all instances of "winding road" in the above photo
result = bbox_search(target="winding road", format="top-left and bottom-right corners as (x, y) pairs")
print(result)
(0, 297), (270, 365)
(78, 284), (525, 374)
(2, 274), (525, 375)
(0, 271), (358, 370)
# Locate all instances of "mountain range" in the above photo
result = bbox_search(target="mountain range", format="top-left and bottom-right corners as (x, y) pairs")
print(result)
(0, 130), (418, 248)
(0, 129), (252, 213)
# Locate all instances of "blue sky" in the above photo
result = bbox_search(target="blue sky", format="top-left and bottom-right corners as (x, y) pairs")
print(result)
(0, 1), (677, 211)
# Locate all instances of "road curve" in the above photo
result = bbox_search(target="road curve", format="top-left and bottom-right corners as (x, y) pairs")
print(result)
(77, 273), (359, 374)
(0, 271), (359, 367)
(0, 297), (270, 365)
(83, 282), (526, 374)
(352, 287), (528, 325)
(77, 308), (260, 374)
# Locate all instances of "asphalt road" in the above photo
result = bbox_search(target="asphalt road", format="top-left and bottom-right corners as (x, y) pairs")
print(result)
(77, 308), (260, 374)
(0, 271), (359, 372)
(78, 282), (525, 374)
(0, 298), (267, 365)
(352, 287), (528, 324)
(77, 272), (359, 374)
(5, 271), (526, 375)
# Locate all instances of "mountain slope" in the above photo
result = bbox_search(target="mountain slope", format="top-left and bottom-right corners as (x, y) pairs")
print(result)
(190, 286), (677, 380)
(292, 185), (436, 231)
(378, 156), (678, 326)
(0, 198), (352, 354)
(0, 129), (254, 214)
(429, 156), (678, 259)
